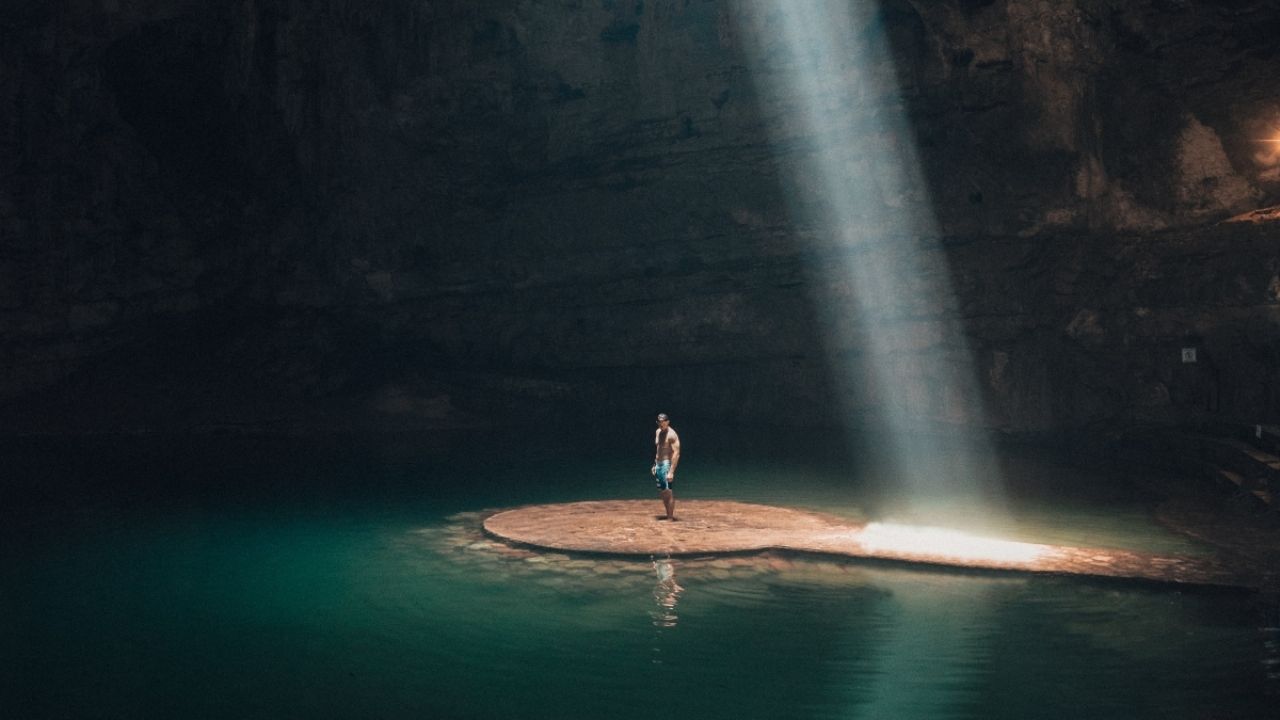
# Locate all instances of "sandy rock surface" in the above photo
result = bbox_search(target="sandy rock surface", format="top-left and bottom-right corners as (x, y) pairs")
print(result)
(484, 500), (1253, 590)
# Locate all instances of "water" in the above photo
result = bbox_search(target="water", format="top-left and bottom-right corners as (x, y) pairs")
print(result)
(3, 426), (1275, 719)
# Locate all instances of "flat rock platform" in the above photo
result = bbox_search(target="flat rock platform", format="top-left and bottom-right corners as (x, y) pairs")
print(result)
(483, 500), (1253, 589)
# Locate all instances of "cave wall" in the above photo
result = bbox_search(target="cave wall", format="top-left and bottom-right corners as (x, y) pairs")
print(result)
(1, 0), (1278, 434)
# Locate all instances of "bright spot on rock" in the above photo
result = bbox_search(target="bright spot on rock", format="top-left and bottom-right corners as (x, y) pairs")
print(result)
(1255, 126), (1280, 170)
(855, 523), (1052, 565)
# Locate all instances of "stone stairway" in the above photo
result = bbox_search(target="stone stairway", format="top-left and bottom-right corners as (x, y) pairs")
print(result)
(1120, 423), (1280, 512)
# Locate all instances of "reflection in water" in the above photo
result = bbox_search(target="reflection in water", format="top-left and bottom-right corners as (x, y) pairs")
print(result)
(849, 575), (1002, 717)
(649, 557), (684, 665)
(650, 557), (684, 630)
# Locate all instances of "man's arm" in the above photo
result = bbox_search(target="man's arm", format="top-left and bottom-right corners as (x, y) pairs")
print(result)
(653, 429), (661, 473)
(668, 432), (681, 476)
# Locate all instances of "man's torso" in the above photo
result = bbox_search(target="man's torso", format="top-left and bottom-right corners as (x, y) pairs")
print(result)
(655, 427), (679, 460)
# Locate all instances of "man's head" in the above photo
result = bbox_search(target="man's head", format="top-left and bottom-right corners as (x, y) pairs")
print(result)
(656, 413), (670, 426)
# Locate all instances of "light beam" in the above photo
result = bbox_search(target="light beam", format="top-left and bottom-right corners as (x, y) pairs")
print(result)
(731, 1), (1007, 528)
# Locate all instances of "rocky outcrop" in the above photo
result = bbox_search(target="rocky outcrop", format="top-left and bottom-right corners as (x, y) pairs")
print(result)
(1, 1), (1278, 434)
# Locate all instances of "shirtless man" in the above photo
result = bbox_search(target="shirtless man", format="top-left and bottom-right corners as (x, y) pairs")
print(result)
(651, 413), (681, 520)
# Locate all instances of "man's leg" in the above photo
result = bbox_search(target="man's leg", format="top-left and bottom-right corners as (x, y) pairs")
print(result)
(661, 488), (675, 520)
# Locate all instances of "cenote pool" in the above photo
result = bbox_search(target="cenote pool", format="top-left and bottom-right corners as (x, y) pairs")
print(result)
(3, 425), (1276, 719)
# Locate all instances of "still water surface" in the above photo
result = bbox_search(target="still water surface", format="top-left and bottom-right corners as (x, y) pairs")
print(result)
(3, 427), (1276, 719)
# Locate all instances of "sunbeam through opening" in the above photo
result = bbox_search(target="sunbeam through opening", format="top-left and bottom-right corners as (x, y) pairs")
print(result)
(731, 1), (1009, 529)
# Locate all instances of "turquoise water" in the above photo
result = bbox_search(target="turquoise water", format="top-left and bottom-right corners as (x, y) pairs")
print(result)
(3, 428), (1276, 719)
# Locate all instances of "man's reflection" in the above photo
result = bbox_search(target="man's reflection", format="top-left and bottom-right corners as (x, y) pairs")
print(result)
(651, 557), (684, 628)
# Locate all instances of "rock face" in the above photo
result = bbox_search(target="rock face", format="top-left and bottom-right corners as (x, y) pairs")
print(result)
(1, 0), (1278, 434)
(482, 499), (1251, 588)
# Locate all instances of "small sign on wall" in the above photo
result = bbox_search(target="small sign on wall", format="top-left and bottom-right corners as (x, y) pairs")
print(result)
(1181, 348), (1197, 363)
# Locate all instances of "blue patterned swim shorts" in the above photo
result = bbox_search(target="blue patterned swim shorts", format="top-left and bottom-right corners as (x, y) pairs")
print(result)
(654, 459), (672, 491)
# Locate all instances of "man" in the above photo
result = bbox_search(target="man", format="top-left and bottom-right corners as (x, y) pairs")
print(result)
(651, 413), (681, 520)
